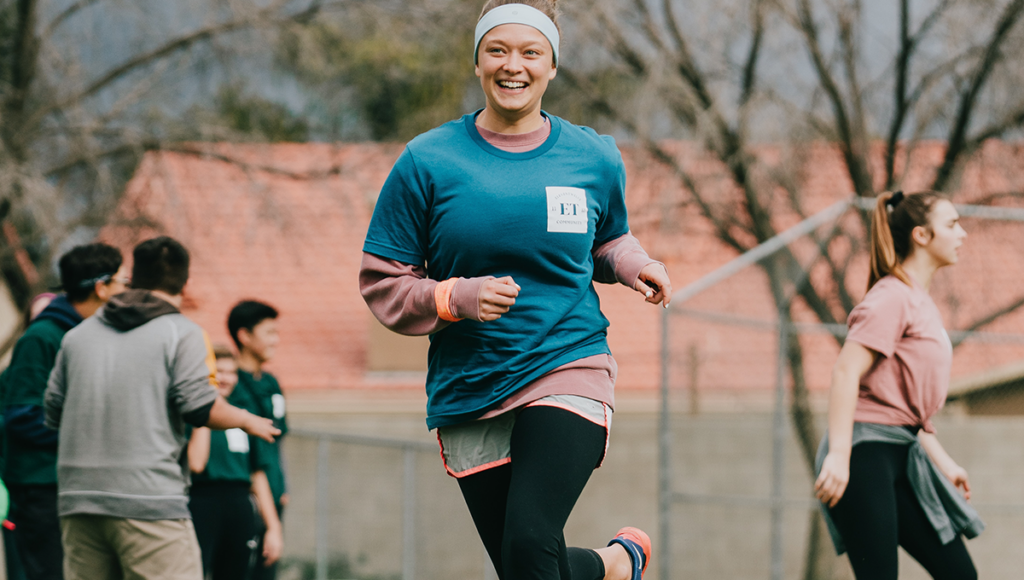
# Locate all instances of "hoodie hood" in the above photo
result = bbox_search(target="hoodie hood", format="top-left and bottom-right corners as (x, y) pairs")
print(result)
(100, 289), (180, 331)
(32, 294), (84, 331)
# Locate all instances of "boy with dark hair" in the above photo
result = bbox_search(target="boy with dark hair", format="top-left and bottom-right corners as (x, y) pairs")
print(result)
(45, 236), (279, 580)
(227, 300), (287, 580)
(2, 243), (126, 580)
(187, 346), (282, 579)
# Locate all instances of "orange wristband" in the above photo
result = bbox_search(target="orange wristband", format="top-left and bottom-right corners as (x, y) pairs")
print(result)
(434, 278), (462, 322)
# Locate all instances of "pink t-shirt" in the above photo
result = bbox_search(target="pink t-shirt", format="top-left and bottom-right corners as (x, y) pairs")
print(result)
(846, 275), (952, 433)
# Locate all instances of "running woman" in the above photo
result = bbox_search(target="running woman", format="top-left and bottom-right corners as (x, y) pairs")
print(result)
(360, 2), (669, 579)
(814, 191), (983, 579)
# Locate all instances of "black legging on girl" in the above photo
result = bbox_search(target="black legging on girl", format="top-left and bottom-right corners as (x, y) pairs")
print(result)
(456, 406), (608, 580)
(828, 441), (976, 580)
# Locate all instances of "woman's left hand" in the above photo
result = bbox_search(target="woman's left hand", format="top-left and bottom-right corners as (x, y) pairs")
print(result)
(635, 263), (672, 308)
(943, 464), (972, 501)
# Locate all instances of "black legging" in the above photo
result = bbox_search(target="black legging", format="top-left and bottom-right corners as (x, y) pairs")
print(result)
(457, 406), (608, 580)
(828, 441), (976, 580)
(189, 483), (259, 580)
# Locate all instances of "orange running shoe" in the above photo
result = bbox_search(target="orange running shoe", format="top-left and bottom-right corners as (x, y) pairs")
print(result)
(607, 526), (651, 580)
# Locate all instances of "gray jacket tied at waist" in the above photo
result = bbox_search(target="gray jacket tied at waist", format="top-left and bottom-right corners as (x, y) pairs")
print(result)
(815, 422), (984, 555)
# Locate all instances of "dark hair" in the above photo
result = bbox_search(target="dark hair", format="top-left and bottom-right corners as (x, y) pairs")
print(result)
(227, 300), (279, 349)
(868, 190), (946, 291)
(59, 243), (123, 303)
(131, 236), (190, 295)
(479, 0), (561, 34)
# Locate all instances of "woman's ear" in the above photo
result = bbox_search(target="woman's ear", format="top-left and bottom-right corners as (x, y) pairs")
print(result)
(911, 224), (933, 247)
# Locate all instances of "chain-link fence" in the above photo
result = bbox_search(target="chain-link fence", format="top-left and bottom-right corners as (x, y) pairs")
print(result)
(279, 429), (498, 580)
(657, 196), (1024, 580)
(273, 198), (1024, 580)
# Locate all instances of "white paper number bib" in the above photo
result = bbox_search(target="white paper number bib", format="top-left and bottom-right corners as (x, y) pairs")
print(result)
(225, 428), (250, 453)
(546, 187), (588, 233)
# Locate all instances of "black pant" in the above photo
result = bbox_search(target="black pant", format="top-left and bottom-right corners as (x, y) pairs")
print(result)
(828, 442), (977, 580)
(251, 504), (282, 580)
(189, 483), (259, 580)
(8, 484), (63, 580)
(4, 513), (29, 580)
(457, 406), (608, 580)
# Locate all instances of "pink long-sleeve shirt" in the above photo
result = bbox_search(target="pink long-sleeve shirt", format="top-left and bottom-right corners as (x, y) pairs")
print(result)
(359, 118), (661, 420)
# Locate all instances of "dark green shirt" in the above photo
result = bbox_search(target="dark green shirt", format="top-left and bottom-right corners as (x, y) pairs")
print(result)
(2, 319), (68, 485)
(236, 370), (287, 505)
(0, 369), (8, 477)
(191, 388), (270, 484)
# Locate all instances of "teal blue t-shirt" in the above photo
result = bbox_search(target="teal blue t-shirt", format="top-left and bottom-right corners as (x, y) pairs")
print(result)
(363, 112), (630, 429)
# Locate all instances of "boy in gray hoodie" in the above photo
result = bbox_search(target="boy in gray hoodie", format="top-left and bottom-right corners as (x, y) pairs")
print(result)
(44, 237), (278, 580)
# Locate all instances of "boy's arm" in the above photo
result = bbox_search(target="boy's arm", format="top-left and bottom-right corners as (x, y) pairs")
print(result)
(251, 470), (283, 565)
(187, 427), (211, 473)
(205, 397), (278, 442)
(42, 343), (68, 431)
(169, 327), (277, 441)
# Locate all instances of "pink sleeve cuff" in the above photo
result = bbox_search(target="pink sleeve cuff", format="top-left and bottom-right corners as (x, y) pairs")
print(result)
(592, 232), (661, 289)
(451, 276), (493, 322)
(617, 253), (663, 289)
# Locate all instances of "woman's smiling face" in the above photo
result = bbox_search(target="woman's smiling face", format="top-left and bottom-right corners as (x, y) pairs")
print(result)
(475, 23), (557, 124)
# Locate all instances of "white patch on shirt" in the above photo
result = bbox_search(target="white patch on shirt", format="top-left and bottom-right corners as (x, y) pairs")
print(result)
(942, 328), (952, 353)
(225, 428), (250, 453)
(546, 187), (588, 233)
(271, 394), (286, 419)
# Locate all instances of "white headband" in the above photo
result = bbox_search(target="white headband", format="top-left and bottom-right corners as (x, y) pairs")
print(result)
(474, 4), (560, 66)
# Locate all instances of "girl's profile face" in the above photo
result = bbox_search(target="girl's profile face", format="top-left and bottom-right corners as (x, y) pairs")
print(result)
(475, 23), (557, 123)
(917, 200), (967, 267)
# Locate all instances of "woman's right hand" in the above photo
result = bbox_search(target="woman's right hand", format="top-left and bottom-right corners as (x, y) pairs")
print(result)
(479, 276), (520, 321)
(814, 451), (851, 508)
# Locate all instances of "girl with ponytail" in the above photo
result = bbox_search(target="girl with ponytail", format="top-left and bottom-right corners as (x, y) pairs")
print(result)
(361, 1), (666, 578)
(815, 191), (981, 578)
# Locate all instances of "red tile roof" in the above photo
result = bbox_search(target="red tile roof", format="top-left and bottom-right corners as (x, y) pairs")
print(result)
(100, 140), (1024, 396)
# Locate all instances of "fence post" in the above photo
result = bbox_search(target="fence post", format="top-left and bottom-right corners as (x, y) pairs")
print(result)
(316, 437), (330, 580)
(658, 306), (672, 580)
(403, 447), (416, 580)
(769, 316), (790, 580)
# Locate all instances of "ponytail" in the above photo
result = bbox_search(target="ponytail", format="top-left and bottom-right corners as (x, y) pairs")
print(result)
(867, 190), (945, 291)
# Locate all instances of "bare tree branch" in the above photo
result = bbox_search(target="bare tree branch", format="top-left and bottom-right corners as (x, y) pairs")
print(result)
(791, 0), (873, 196)
(878, 0), (956, 157)
(738, 0), (766, 140)
(965, 99), (1024, 144)
(952, 295), (1024, 348)
(43, 0), (101, 40)
(885, 0), (911, 188)
(19, 0), (322, 139)
(932, 0), (1024, 191)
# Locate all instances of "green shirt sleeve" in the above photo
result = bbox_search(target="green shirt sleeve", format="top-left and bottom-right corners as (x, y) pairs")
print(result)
(4, 332), (59, 408)
(249, 436), (273, 474)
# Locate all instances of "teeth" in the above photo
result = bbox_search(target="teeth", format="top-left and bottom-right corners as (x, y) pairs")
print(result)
(499, 81), (526, 89)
